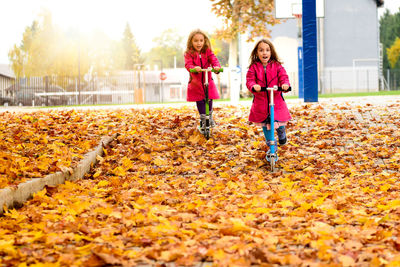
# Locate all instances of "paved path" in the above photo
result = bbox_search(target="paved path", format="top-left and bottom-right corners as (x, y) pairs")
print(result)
(1, 95), (400, 113)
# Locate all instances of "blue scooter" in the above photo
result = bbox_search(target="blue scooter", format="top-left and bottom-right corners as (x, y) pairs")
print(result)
(260, 85), (291, 171)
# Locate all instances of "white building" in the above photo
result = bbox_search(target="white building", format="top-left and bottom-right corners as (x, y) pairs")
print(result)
(238, 0), (384, 95)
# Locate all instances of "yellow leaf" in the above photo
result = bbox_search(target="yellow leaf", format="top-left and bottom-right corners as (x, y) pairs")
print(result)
(220, 218), (251, 235)
(153, 157), (166, 166)
(279, 200), (294, 208)
(77, 244), (94, 256)
(139, 153), (152, 162)
(211, 249), (226, 260)
(93, 170), (102, 178)
(121, 157), (133, 169)
(380, 184), (391, 192)
(22, 115), (33, 121)
(0, 239), (17, 256)
(97, 180), (110, 187)
(338, 255), (355, 267)
(112, 166), (126, 176)
(388, 199), (400, 209)
(219, 172), (230, 179)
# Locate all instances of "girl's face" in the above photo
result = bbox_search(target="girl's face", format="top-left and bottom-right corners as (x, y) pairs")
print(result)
(192, 33), (205, 52)
(257, 42), (271, 65)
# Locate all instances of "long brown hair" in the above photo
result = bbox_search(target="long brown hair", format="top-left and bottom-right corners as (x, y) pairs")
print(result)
(185, 29), (212, 55)
(248, 39), (282, 67)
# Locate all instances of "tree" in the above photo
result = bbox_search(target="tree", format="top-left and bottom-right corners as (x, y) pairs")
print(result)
(8, 10), (91, 77)
(210, 0), (279, 42)
(8, 10), (58, 78)
(379, 8), (400, 71)
(387, 37), (400, 69)
(210, 0), (280, 86)
(145, 29), (185, 69)
(120, 23), (143, 70)
(210, 37), (229, 66)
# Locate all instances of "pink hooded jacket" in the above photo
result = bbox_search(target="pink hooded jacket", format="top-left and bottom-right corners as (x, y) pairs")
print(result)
(184, 49), (221, 102)
(246, 61), (292, 123)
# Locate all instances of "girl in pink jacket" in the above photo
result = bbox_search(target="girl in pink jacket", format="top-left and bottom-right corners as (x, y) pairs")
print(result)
(246, 39), (292, 145)
(184, 29), (221, 132)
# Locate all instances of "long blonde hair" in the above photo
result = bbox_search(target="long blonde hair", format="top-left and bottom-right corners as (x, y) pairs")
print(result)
(248, 39), (282, 67)
(185, 29), (212, 54)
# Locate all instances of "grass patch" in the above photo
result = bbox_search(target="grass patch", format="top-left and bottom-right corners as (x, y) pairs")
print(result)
(319, 90), (400, 98)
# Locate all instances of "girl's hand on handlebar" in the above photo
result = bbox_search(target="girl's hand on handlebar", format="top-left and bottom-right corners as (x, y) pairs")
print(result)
(253, 84), (261, 92)
(214, 66), (220, 71)
(281, 84), (289, 91)
(194, 66), (201, 72)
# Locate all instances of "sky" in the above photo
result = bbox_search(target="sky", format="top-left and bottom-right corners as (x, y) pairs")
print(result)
(0, 0), (399, 65)
(0, 0), (222, 64)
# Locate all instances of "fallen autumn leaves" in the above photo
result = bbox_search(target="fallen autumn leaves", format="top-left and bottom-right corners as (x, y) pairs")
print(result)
(0, 109), (124, 189)
(0, 102), (399, 266)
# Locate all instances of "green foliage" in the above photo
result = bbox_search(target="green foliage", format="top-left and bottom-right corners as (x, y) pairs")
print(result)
(144, 29), (185, 69)
(379, 8), (400, 71)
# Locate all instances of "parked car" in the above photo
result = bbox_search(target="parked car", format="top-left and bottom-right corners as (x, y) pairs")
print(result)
(14, 86), (70, 106)
(0, 96), (14, 106)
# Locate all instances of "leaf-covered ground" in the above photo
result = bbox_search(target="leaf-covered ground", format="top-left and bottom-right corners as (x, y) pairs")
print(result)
(0, 109), (124, 189)
(0, 102), (399, 266)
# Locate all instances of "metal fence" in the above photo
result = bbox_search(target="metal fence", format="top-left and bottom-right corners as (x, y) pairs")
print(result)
(0, 72), (190, 107)
(1, 68), (399, 107)
(384, 69), (400, 91)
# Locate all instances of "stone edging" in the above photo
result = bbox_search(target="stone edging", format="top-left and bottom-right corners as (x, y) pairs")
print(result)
(0, 134), (116, 214)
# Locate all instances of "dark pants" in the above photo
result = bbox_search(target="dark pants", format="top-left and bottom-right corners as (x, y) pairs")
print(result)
(196, 99), (213, 115)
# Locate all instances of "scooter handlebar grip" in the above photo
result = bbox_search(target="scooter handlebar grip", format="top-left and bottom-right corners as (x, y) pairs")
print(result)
(277, 86), (292, 92)
(189, 68), (198, 73)
(212, 68), (223, 73)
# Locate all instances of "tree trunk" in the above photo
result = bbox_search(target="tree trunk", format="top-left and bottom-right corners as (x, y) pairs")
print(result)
(229, 37), (240, 104)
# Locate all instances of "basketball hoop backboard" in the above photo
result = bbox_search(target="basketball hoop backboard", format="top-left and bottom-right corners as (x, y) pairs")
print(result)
(274, 0), (325, 19)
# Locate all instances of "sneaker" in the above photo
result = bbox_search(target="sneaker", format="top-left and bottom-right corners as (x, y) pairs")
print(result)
(198, 125), (205, 134)
(210, 112), (216, 127)
(199, 114), (206, 134)
(276, 126), (287, 145)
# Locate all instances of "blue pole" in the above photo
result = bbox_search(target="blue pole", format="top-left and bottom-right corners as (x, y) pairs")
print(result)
(298, 46), (304, 98)
(302, 0), (318, 102)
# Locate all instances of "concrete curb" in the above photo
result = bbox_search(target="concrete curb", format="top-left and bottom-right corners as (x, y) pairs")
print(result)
(0, 134), (116, 214)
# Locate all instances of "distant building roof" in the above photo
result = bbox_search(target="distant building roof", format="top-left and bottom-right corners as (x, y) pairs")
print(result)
(0, 64), (15, 79)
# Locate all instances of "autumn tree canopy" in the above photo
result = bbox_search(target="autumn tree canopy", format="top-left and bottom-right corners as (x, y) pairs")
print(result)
(387, 37), (400, 68)
(210, 0), (280, 42)
(8, 10), (144, 78)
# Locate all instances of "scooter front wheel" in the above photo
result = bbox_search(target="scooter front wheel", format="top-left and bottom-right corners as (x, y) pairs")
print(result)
(270, 159), (275, 172)
(266, 152), (278, 172)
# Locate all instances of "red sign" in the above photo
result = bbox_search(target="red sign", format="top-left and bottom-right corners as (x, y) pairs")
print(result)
(160, 72), (167, 81)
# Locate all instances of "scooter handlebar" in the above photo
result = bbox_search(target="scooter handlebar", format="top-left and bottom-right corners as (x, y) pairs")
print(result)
(259, 86), (292, 92)
(189, 68), (224, 73)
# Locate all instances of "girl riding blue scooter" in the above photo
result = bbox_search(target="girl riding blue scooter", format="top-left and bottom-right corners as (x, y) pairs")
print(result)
(246, 39), (292, 169)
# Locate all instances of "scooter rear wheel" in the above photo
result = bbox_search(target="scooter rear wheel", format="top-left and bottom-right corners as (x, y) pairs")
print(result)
(205, 128), (210, 139)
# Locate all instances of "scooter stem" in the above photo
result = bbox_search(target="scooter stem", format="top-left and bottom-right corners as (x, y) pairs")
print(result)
(268, 86), (278, 154)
